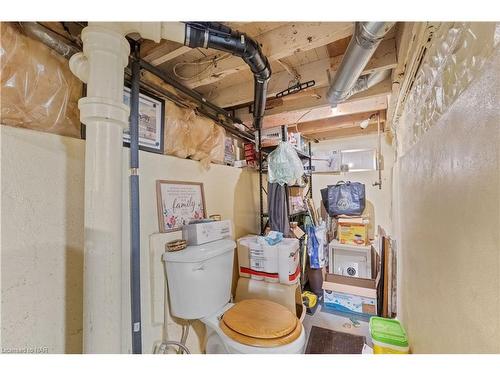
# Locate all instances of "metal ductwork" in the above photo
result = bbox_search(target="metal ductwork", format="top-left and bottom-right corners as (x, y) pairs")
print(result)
(347, 69), (391, 98)
(19, 22), (80, 59)
(182, 22), (272, 129)
(327, 22), (395, 106)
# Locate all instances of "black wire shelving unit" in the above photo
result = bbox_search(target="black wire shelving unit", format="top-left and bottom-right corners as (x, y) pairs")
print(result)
(257, 125), (313, 235)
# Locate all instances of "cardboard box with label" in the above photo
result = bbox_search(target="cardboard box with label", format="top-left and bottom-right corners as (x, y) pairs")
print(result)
(289, 186), (307, 214)
(322, 246), (380, 317)
(338, 222), (368, 246)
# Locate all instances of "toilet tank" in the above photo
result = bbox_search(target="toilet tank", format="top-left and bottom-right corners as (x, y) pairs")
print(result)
(162, 239), (236, 320)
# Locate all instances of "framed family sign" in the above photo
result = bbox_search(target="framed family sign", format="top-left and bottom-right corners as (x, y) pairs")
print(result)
(156, 180), (207, 232)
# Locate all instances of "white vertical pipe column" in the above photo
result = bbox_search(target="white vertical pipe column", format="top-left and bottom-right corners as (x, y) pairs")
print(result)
(69, 25), (130, 353)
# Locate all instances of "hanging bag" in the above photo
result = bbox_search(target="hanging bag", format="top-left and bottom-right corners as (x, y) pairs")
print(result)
(321, 181), (366, 216)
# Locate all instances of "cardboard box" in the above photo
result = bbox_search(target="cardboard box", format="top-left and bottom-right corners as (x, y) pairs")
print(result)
(322, 246), (380, 317)
(289, 186), (307, 213)
(338, 222), (368, 245)
(182, 220), (232, 245)
(289, 186), (305, 197)
(290, 225), (305, 239)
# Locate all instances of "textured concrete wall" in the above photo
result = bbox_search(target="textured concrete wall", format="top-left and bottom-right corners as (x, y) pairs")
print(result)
(397, 46), (500, 353)
(0, 125), (259, 353)
(1, 127), (85, 353)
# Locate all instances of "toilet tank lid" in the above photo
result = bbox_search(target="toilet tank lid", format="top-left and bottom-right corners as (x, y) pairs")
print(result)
(162, 239), (236, 263)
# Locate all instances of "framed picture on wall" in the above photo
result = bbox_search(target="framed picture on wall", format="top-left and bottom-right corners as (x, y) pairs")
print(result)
(156, 180), (207, 232)
(80, 85), (165, 155)
(123, 86), (165, 154)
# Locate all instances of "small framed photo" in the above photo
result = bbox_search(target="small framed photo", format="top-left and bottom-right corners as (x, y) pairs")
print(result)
(156, 180), (207, 232)
(123, 86), (165, 154)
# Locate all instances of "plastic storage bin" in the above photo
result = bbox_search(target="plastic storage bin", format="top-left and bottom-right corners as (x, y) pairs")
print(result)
(369, 317), (409, 354)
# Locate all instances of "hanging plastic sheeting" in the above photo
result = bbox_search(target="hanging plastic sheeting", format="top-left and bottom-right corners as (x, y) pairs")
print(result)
(163, 100), (225, 169)
(393, 22), (499, 156)
(268, 141), (305, 186)
(0, 23), (82, 138)
(306, 223), (327, 269)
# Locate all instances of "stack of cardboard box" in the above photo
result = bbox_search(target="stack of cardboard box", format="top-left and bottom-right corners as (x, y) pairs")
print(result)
(321, 214), (383, 318)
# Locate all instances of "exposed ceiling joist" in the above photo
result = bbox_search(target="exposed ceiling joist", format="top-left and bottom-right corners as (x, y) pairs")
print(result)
(180, 22), (354, 89)
(296, 110), (386, 135)
(205, 38), (396, 109)
(308, 122), (380, 141)
(144, 43), (192, 66)
(235, 78), (391, 128)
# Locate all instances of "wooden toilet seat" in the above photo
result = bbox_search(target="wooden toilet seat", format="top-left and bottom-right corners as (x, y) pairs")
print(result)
(220, 299), (302, 348)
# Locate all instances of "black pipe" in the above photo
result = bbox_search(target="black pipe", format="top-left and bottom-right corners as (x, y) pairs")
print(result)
(135, 57), (255, 142)
(137, 58), (238, 122)
(129, 42), (142, 354)
(184, 22), (271, 129)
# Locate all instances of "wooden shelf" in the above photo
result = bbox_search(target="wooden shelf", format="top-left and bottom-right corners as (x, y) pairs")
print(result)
(261, 145), (311, 160)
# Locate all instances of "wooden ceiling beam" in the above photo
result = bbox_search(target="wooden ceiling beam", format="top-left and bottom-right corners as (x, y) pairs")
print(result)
(308, 122), (380, 141)
(181, 22), (354, 89)
(205, 38), (396, 108)
(295, 110), (386, 135)
(143, 41), (192, 66)
(233, 78), (391, 128)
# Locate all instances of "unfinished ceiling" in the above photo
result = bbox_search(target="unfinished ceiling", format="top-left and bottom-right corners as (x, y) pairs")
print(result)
(138, 22), (404, 140)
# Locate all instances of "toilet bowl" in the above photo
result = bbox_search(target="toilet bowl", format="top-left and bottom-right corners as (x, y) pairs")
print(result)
(161, 238), (306, 354)
(202, 302), (306, 354)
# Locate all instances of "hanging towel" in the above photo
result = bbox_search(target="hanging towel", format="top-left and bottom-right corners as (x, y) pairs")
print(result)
(268, 182), (290, 235)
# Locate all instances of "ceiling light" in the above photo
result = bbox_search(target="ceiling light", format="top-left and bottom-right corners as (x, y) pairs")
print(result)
(359, 119), (370, 129)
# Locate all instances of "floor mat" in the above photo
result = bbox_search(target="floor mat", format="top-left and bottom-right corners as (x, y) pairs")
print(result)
(305, 326), (366, 354)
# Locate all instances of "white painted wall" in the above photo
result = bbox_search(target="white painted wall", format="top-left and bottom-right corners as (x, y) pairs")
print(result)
(0, 125), (260, 353)
(395, 46), (500, 353)
(311, 133), (395, 236)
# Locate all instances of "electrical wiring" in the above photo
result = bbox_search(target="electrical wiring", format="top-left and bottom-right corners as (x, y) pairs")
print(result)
(173, 52), (232, 81)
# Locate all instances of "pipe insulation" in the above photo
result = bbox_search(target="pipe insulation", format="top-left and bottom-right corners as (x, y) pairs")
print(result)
(327, 22), (394, 106)
(181, 22), (272, 129)
(129, 43), (142, 354)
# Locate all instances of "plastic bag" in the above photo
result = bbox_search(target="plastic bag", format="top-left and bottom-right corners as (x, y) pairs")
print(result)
(0, 22), (82, 138)
(307, 223), (327, 269)
(321, 181), (366, 216)
(163, 100), (226, 169)
(268, 141), (305, 186)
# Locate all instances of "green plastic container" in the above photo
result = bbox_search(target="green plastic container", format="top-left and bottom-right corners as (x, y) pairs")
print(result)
(369, 317), (409, 354)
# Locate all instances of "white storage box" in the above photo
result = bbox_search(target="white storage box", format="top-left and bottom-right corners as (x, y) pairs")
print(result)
(182, 220), (232, 245)
(328, 240), (371, 278)
(237, 236), (300, 285)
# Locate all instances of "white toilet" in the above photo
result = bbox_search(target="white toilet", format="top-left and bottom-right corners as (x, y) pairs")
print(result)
(162, 238), (306, 354)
